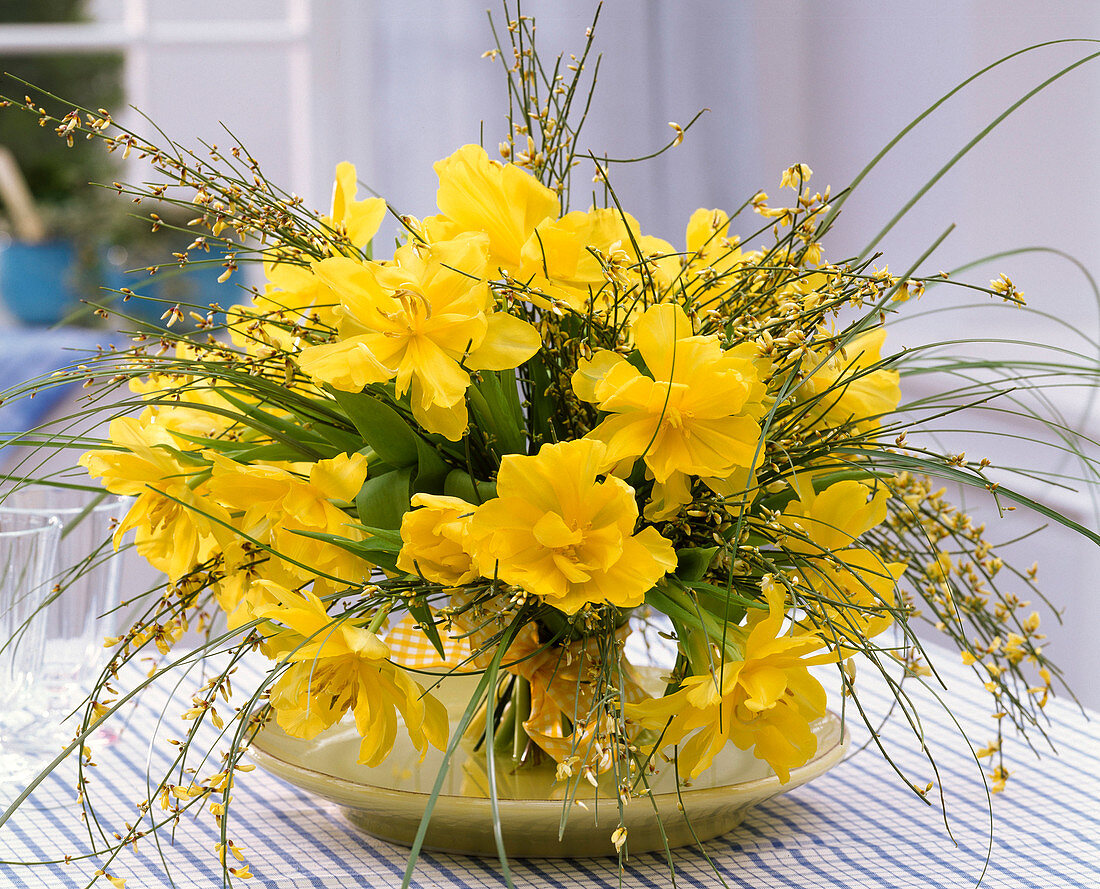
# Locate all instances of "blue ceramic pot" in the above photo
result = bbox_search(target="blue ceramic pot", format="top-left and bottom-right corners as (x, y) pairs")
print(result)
(0, 239), (85, 326)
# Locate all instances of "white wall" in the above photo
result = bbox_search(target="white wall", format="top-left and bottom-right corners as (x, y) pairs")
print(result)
(76, 0), (1100, 707)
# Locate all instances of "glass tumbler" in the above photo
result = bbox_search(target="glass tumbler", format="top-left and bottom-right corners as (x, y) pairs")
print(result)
(0, 510), (61, 784)
(0, 487), (129, 709)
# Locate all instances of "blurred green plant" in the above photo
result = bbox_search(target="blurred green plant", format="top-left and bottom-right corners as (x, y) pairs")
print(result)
(0, 0), (122, 204)
(0, 0), (123, 324)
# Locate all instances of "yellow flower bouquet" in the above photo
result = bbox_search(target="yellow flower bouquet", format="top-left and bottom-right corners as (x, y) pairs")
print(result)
(1, 8), (1096, 887)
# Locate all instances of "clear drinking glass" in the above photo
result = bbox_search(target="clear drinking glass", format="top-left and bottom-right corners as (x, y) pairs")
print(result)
(0, 487), (129, 709)
(0, 510), (61, 785)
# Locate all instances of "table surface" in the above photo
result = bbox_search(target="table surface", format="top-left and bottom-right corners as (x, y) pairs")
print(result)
(1, 640), (1097, 889)
(0, 327), (116, 440)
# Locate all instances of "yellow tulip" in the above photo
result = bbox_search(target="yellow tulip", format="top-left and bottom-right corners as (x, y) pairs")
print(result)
(230, 162), (385, 352)
(128, 343), (259, 440)
(257, 583), (448, 766)
(298, 233), (541, 440)
(80, 416), (227, 581)
(629, 579), (831, 782)
(796, 327), (900, 431)
(464, 439), (676, 614)
(518, 207), (675, 311)
(778, 478), (903, 645)
(429, 143), (559, 272)
(798, 549), (903, 646)
(230, 256), (342, 350)
(779, 476), (890, 554)
(397, 493), (479, 586)
(573, 303), (770, 518)
(324, 161), (386, 251)
(678, 208), (749, 302)
(203, 452), (370, 595)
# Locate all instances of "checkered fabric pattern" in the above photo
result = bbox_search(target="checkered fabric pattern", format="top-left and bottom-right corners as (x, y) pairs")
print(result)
(1, 640), (1097, 888)
(385, 612), (470, 669)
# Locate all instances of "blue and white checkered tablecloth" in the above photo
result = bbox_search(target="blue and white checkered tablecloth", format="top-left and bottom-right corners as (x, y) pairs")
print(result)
(0, 639), (1097, 889)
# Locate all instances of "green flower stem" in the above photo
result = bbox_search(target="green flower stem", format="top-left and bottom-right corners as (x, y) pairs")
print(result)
(647, 583), (744, 675)
(646, 584), (725, 647)
(513, 675), (531, 761)
(493, 684), (518, 754)
(367, 602), (394, 634)
(467, 384), (508, 454)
